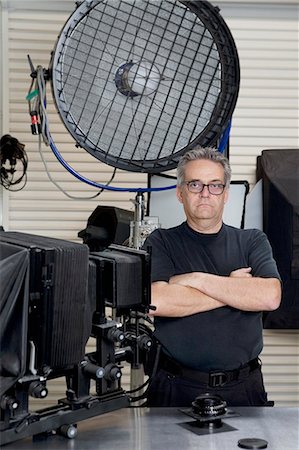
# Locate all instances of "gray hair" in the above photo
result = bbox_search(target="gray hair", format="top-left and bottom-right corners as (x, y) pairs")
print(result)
(176, 146), (232, 187)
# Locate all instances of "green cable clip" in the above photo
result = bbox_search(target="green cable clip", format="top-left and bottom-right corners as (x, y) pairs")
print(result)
(26, 89), (39, 101)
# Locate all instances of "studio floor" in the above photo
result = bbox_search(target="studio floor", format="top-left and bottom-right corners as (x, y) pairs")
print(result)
(2, 406), (299, 450)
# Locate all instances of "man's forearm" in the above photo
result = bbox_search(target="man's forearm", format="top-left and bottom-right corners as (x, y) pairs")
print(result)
(150, 281), (225, 317)
(171, 272), (281, 312)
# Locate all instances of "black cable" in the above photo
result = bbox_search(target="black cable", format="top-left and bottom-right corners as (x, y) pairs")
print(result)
(127, 378), (150, 397)
(0, 135), (28, 191)
(27, 64), (119, 200)
(128, 342), (162, 402)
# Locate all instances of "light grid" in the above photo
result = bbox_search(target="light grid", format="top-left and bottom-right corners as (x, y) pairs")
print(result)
(52, 0), (239, 172)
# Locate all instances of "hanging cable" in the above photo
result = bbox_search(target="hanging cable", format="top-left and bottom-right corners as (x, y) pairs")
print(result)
(38, 135), (118, 200)
(26, 62), (177, 194)
(218, 119), (231, 154)
(0, 135), (28, 191)
(27, 63), (121, 199)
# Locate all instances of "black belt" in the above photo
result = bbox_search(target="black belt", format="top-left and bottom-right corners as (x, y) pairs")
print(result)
(159, 353), (260, 388)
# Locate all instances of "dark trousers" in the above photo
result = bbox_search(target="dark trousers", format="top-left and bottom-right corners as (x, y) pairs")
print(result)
(146, 365), (271, 407)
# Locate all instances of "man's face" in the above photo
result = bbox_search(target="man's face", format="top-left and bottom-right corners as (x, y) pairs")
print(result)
(176, 159), (229, 231)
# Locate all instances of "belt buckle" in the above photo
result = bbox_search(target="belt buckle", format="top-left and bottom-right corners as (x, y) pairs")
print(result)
(209, 371), (228, 387)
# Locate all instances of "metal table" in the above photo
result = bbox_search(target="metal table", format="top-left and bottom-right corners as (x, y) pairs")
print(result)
(3, 407), (299, 450)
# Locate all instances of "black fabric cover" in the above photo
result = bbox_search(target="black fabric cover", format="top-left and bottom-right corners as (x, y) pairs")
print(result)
(0, 232), (92, 396)
(257, 149), (299, 329)
(0, 243), (29, 396)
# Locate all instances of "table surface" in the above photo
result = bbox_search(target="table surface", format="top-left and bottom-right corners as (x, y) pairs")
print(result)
(3, 406), (299, 450)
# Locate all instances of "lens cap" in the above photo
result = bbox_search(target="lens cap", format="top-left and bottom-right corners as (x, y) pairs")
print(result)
(238, 438), (268, 449)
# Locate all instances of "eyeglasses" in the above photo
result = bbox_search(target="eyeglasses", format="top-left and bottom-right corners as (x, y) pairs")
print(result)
(184, 180), (226, 195)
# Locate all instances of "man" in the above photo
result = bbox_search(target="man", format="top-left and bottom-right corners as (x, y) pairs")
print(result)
(144, 146), (281, 407)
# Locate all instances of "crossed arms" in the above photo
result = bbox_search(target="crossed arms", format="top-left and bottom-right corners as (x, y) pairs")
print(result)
(150, 268), (282, 317)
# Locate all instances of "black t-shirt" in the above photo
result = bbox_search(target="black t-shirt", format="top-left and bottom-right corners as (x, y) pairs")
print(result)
(144, 222), (281, 371)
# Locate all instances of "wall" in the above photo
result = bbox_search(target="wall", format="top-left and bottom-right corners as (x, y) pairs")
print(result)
(0, 0), (298, 238)
(0, 0), (298, 406)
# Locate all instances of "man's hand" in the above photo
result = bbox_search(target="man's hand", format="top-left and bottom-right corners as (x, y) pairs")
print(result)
(230, 267), (252, 278)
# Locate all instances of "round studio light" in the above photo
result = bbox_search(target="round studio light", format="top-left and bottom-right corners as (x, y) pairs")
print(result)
(50, 0), (239, 173)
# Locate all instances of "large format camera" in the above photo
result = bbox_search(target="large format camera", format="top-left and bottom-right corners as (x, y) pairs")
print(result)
(0, 228), (153, 445)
